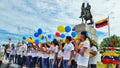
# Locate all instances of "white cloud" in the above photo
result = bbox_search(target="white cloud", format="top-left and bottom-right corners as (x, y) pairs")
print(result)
(0, 0), (120, 43)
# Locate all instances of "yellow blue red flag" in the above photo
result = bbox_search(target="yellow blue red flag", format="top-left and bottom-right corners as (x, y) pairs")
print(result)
(95, 17), (109, 28)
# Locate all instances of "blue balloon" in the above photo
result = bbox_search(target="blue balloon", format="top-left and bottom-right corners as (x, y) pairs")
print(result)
(38, 28), (42, 34)
(41, 36), (44, 40)
(27, 42), (31, 46)
(71, 31), (76, 37)
(65, 26), (71, 32)
(48, 35), (51, 38)
(60, 33), (65, 38)
(35, 39), (40, 44)
(22, 36), (26, 40)
(34, 32), (39, 37)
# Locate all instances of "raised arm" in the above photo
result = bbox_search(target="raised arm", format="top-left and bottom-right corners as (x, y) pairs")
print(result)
(74, 40), (80, 53)
(45, 36), (51, 47)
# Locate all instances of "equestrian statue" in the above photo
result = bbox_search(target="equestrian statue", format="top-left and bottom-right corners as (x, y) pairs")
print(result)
(79, 3), (94, 24)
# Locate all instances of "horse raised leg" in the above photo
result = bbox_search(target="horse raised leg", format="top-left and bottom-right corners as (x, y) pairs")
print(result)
(82, 18), (84, 23)
(90, 18), (94, 24)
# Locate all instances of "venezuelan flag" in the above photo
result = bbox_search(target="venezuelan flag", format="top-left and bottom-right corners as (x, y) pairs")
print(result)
(95, 17), (109, 28)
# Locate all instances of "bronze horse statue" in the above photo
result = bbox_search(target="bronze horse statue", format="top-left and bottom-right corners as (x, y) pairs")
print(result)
(79, 3), (94, 24)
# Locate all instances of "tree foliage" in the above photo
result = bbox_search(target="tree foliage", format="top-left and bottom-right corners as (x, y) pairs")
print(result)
(100, 35), (120, 47)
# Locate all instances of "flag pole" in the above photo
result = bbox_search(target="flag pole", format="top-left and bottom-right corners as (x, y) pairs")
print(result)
(108, 16), (110, 36)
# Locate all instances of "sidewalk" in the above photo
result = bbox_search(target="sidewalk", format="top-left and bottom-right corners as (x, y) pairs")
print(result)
(1, 57), (39, 68)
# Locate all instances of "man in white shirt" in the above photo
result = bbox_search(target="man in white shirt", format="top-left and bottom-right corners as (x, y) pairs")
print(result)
(74, 31), (90, 68)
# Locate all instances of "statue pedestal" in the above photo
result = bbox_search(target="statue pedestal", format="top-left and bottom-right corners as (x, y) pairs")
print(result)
(73, 23), (98, 42)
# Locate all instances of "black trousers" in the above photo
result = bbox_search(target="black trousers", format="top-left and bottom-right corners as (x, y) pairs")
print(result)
(88, 64), (96, 68)
(39, 57), (42, 68)
(15, 54), (17, 63)
(18, 55), (26, 67)
(0, 60), (2, 66)
(71, 60), (77, 68)
(6, 53), (9, 59)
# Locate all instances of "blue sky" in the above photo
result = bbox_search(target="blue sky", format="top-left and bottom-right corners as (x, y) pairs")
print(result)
(0, 0), (119, 44)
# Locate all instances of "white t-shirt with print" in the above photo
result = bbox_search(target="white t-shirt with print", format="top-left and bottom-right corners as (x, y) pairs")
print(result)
(19, 44), (27, 56)
(41, 47), (48, 58)
(10, 48), (15, 55)
(63, 43), (74, 60)
(37, 43), (42, 58)
(16, 47), (20, 55)
(46, 47), (49, 58)
(33, 48), (38, 57)
(31, 48), (36, 57)
(89, 46), (97, 64)
(57, 50), (63, 59)
(49, 45), (58, 59)
(26, 48), (32, 56)
(74, 51), (79, 62)
(6, 48), (11, 54)
(77, 40), (90, 67)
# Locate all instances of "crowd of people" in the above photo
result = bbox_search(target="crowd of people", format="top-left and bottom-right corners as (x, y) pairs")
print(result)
(0, 31), (98, 68)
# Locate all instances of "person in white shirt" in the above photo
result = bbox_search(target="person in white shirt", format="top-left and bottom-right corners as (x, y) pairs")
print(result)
(46, 38), (59, 68)
(63, 36), (74, 68)
(5, 44), (10, 60)
(71, 42), (77, 68)
(41, 43), (49, 68)
(37, 43), (43, 68)
(88, 40), (97, 68)
(15, 42), (21, 64)
(57, 42), (65, 68)
(31, 44), (39, 68)
(74, 31), (90, 68)
(26, 43), (32, 68)
(18, 41), (27, 67)
(9, 44), (15, 63)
